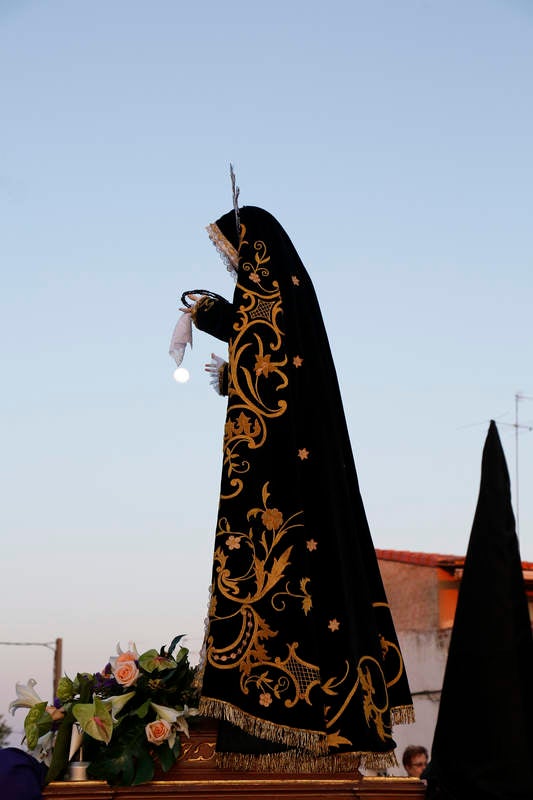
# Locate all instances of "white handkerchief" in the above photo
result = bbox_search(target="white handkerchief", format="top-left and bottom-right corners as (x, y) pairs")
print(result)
(169, 313), (193, 367)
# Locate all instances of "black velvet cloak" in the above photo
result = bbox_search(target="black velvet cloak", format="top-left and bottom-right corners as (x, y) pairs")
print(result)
(426, 421), (533, 799)
(192, 206), (413, 771)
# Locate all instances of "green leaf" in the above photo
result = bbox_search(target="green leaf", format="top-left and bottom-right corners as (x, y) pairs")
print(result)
(132, 699), (151, 719)
(139, 649), (176, 673)
(45, 710), (76, 784)
(76, 673), (96, 704)
(56, 676), (75, 703)
(167, 635), (184, 657)
(86, 718), (149, 786)
(73, 697), (113, 744)
(24, 702), (50, 750)
(133, 748), (155, 785)
(157, 741), (177, 773)
(89, 747), (135, 785)
(174, 646), (189, 665)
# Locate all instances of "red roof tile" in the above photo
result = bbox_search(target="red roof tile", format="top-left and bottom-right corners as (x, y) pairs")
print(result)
(375, 548), (533, 571)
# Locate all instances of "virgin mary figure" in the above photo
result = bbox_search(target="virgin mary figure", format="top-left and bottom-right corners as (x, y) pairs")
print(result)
(182, 204), (413, 772)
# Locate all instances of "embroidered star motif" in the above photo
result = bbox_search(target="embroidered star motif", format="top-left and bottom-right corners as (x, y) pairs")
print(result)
(328, 619), (340, 632)
(291, 275), (300, 286)
(298, 448), (309, 460)
(292, 355), (303, 368)
(306, 539), (318, 552)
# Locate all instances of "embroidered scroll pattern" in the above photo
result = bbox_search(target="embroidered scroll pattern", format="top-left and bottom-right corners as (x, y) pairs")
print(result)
(319, 604), (407, 747)
(322, 654), (393, 747)
(206, 482), (320, 710)
(221, 237), (288, 501)
(373, 601), (406, 690)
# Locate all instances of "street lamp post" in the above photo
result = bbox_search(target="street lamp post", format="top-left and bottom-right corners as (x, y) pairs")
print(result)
(0, 638), (63, 696)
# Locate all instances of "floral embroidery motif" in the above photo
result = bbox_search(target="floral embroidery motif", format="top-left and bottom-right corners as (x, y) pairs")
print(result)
(298, 448), (309, 460)
(262, 507), (283, 530)
(292, 355), (303, 367)
(328, 619), (340, 632)
(291, 275), (300, 286)
(226, 535), (241, 550)
(241, 239), (272, 287)
(255, 353), (275, 377)
(358, 660), (388, 742)
(306, 539), (318, 552)
(206, 483), (320, 709)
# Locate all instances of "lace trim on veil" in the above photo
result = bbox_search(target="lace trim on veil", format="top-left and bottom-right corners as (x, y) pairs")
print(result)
(206, 222), (239, 277)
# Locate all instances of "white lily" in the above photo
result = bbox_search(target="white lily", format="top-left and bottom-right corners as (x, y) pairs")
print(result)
(150, 702), (199, 739)
(109, 640), (139, 670)
(175, 705), (200, 737)
(30, 730), (56, 766)
(150, 702), (180, 725)
(102, 691), (135, 721)
(9, 678), (44, 715)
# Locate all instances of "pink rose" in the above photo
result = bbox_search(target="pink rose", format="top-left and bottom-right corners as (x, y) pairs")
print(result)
(113, 660), (139, 687)
(145, 719), (171, 745)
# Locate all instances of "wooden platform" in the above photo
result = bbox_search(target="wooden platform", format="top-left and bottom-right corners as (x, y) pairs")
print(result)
(43, 720), (424, 800)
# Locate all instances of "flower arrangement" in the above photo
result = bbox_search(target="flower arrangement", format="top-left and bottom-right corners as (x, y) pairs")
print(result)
(9, 635), (199, 786)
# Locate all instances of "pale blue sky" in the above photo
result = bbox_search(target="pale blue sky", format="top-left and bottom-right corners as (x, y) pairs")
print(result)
(1, 0), (532, 743)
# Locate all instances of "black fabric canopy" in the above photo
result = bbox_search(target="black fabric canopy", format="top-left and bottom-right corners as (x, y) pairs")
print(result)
(426, 421), (533, 799)
(191, 206), (413, 771)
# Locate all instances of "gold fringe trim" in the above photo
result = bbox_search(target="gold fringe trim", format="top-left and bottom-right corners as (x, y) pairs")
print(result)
(206, 222), (239, 275)
(391, 704), (415, 725)
(215, 748), (398, 774)
(199, 696), (328, 755)
(361, 749), (399, 772)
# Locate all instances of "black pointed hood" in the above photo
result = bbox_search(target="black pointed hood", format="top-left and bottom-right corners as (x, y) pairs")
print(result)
(427, 421), (533, 800)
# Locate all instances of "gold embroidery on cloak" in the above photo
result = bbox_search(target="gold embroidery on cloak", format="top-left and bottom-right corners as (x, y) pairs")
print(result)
(206, 483), (320, 711)
(222, 239), (288, 500)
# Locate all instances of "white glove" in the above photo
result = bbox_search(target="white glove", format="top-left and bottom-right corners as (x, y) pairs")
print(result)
(205, 353), (227, 395)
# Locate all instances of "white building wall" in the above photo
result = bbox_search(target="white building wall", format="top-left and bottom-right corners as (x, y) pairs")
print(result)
(388, 629), (451, 776)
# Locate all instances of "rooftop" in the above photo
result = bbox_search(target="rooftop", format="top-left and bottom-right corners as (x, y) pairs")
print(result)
(375, 548), (533, 572)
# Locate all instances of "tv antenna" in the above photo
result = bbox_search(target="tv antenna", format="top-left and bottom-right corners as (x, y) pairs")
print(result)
(512, 392), (533, 537)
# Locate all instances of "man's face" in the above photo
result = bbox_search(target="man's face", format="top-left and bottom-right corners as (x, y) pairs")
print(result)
(406, 754), (428, 778)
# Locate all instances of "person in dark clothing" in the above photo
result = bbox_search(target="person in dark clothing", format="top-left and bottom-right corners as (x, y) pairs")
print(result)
(0, 747), (47, 800)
